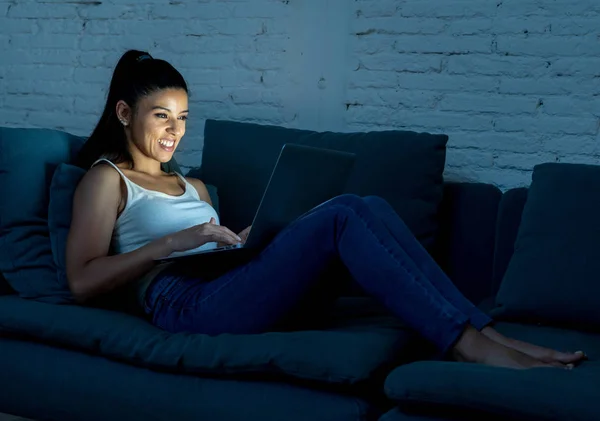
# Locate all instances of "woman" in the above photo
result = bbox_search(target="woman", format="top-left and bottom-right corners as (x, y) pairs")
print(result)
(67, 50), (585, 370)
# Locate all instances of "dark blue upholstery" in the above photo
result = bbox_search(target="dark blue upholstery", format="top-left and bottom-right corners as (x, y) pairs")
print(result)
(491, 188), (528, 295)
(433, 182), (502, 306)
(0, 335), (375, 421)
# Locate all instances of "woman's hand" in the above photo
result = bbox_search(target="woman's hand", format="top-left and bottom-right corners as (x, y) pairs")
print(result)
(238, 226), (252, 244)
(166, 217), (241, 253)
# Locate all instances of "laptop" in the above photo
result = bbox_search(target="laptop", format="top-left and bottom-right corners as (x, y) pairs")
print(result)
(156, 143), (356, 263)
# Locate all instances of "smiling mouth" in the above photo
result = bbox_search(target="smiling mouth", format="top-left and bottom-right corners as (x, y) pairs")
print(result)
(158, 139), (175, 148)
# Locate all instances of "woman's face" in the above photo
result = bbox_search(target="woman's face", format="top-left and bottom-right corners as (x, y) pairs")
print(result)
(125, 88), (189, 163)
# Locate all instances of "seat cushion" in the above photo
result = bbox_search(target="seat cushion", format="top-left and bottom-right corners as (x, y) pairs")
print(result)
(493, 163), (600, 327)
(0, 127), (85, 303)
(384, 322), (600, 421)
(0, 336), (374, 421)
(196, 119), (448, 250)
(0, 295), (417, 386)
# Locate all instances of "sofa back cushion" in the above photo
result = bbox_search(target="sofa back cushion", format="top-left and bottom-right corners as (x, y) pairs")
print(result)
(195, 119), (448, 250)
(0, 127), (85, 303)
(492, 163), (600, 327)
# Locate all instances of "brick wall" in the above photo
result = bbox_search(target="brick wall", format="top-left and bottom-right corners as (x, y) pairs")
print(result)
(0, 0), (599, 188)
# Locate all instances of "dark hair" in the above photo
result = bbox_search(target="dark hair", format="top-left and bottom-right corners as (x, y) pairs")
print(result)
(76, 50), (188, 169)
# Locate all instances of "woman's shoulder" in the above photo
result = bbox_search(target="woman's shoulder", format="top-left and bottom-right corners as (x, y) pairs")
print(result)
(184, 176), (212, 205)
(78, 163), (123, 194)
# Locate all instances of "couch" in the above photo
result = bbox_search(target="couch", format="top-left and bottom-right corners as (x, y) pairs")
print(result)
(0, 119), (597, 421)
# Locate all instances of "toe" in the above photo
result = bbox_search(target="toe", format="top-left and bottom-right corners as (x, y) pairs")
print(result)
(552, 350), (586, 364)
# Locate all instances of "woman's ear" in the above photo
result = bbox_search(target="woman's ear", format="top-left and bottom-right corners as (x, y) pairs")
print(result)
(115, 100), (132, 126)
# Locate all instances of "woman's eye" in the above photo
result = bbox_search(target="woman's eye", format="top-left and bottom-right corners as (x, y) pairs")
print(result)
(179, 115), (188, 121)
(155, 113), (167, 119)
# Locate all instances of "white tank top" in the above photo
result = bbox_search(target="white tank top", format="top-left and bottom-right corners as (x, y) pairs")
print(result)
(92, 158), (220, 257)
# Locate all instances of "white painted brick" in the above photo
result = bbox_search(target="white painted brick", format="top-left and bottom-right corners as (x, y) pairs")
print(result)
(74, 96), (104, 116)
(445, 148), (495, 168)
(186, 19), (267, 36)
(353, 35), (395, 55)
(464, 168), (533, 190)
(497, 0), (600, 17)
(8, 94), (72, 112)
(78, 51), (111, 68)
(448, 132), (542, 153)
(73, 67), (112, 84)
(219, 69), (265, 87)
(352, 17), (446, 35)
(80, 35), (155, 51)
(541, 96), (600, 116)
(231, 2), (290, 18)
(446, 55), (551, 77)
(11, 34), (78, 49)
(439, 94), (536, 114)
(543, 135), (599, 155)
(2, 49), (78, 66)
(234, 53), (284, 71)
(181, 69), (221, 86)
(398, 1), (497, 18)
(346, 88), (440, 109)
(396, 74), (498, 92)
(494, 151), (557, 170)
(551, 58), (600, 77)
(499, 76), (600, 95)
(8, 3), (78, 19)
(550, 18), (600, 35)
(394, 35), (491, 54)
(7, 65), (74, 81)
(444, 19), (492, 35)
(556, 154), (600, 166)
(355, 53), (442, 73)
(497, 35), (600, 57)
(354, 2), (398, 18)
(38, 19), (82, 34)
(2, 0), (600, 190)
(0, 18), (37, 34)
(490, 18), (550, 35)
(78, 4), (131, 19)
(177, 53), (234, 69)
(494, 116), (598, 135)
(348, 70), (398, 89)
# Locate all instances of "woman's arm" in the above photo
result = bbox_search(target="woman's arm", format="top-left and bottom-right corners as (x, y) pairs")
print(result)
(66, 165), (172, 303)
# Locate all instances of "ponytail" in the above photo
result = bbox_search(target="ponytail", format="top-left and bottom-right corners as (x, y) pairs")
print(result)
(76, 50), (188, 170)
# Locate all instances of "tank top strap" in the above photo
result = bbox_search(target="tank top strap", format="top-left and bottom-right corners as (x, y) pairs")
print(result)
(91, 158), (135, 206)
(172, 172), (201, 201)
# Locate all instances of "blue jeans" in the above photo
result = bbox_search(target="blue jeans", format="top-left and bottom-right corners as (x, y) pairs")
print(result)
(144, 195), (492, 354)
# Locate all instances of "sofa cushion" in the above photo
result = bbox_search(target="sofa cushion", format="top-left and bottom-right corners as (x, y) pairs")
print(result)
(0, 336), (373, 421)
(0, 127), (85, 303)
(493, 163), (600, 327)
(196, 119), (448, 250)
(0, 294), (417, 385)
(384, 322), (600, 421)
(491, 187), (528, 296)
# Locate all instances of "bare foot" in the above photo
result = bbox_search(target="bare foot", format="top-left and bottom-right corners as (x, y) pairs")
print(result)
(452, 325), (564, 370)
(481, 327), (586, 366)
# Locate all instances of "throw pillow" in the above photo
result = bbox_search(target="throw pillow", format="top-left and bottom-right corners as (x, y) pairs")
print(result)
(0, 127), (85, 304)
(492, 163), (600, 327)
(48, 164), (87, 293)
(196, 119), (448, 250)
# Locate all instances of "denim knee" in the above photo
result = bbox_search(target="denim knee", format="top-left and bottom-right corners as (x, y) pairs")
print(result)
(324, 194), (367, 209)
(362, 195), (389, 208)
